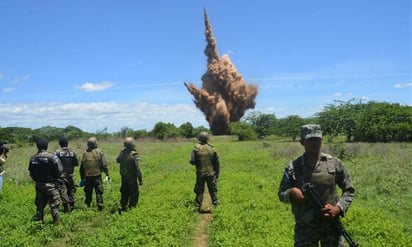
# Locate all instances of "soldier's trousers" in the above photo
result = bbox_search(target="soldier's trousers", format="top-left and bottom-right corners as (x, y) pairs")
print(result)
(84, 175), (104, 207)
(58, 173), (77, 204)
(294, 221), (345, 247)
(34, 182), (61, 221)
(120, 176), (139, 209)
(194, 172), (218, 207)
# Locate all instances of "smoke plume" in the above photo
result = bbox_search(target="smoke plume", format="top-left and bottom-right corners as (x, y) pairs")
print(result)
(184, 9), (258, 135)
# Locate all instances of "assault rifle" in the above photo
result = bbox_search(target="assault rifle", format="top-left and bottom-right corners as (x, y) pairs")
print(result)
(301, 182), (359, 247)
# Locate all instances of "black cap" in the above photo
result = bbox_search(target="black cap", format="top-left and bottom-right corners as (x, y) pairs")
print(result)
(36, 138), (49, 150)
(59, 137), (68, 147)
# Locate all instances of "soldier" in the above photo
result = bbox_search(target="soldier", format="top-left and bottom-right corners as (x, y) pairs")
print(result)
(28, 138), (63, 226)
(79, 137), (110, 211)
(0, 142), (10, 193)
(55, 137), (79, 212)
(189, 131), (220, 211)
(116, 137), (143, 212)
(278, 124), (355, 246)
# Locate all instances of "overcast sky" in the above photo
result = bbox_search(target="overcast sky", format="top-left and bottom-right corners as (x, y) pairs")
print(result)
(1, 1), (410, 133)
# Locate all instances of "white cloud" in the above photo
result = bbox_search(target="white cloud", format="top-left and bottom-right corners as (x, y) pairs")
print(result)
(1, 102), (208, 133)
(0, 74), (4, 79)
(11, 75), (30, 84)
(2, 88), (15, 93)
(395, 82), (412, 88)
(333, 92), (342, 97)
(79, 81), (115, 92)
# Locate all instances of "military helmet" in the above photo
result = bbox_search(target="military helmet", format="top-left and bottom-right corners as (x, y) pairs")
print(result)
(198, 131), (209, 143)
(87, 137), (98, 148)
(124, 137), (136, 149)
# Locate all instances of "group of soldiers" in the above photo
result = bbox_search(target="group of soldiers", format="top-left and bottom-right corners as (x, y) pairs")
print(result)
(27, 136), (143, 226)
(3, 125), (357, 246)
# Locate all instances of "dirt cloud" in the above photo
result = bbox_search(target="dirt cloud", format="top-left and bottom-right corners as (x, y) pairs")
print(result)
(184, 9), (258, 135)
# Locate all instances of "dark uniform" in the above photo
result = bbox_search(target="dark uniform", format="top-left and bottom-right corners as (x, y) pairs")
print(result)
(278, 125), (355, 247)
(116, 137), (143, 211)
(190, 132), (220, 210)
(79, 137), (109, 211)
(28, 138), (63, 225)
(55, 137), (79, 212)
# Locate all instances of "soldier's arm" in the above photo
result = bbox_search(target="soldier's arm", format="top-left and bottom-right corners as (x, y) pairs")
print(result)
(134, 153), (143, 184)
(278, 162), (295, 203)
(335, 159), (355, 216)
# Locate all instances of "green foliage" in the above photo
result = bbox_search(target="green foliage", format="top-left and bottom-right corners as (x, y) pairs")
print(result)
(228, 122), (256, 141)
(277, 115), (307, 141)
(150, 122), (180, 140)
(179, 122), (194, 138)
(244, 111), (277, 137)
(317, 99), (412, 142)
(0, 139), (411, 246)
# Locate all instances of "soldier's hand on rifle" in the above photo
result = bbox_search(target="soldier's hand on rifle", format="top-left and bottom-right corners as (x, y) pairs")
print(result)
(289, 187), (305, 203)
(321, 203), (341, 219)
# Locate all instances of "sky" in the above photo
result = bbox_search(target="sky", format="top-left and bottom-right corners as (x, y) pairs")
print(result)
(1, 0), (411, 133)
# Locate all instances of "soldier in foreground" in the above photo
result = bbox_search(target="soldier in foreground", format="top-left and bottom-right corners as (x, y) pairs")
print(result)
(0, 142), (9, 193)
(55, 137), (79, 212)
(28, 138), (63, 226)
(116, 137), (143, 213)
(278, 124), (355, 246)
(79, 137), (110, 211)
(189, 131), (220, 211)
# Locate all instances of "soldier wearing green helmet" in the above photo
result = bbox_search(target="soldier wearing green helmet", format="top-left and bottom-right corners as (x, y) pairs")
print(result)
(116, 137), (143, 213)
(79, 136), (109, 211)
(189, 131), (220, 211)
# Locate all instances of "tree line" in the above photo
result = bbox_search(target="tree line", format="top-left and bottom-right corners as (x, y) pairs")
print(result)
(1, 100), (411, 144)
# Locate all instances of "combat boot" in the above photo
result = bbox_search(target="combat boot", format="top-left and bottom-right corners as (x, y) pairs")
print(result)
(52, 214), (60, 226)
(63, 203), (71, 213)
(32, 211), (44, 222)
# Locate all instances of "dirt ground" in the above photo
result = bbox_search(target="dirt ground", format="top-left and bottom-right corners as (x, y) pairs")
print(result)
(191, 192), (213, 247)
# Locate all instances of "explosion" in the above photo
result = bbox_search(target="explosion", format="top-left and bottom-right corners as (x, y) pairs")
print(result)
(184, 9), (258, 135)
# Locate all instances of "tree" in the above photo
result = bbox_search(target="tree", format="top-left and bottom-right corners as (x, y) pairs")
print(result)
(244, 111), (277, 137)
(151, 122), (179, 140)
(120, 127), (134, 138)
(277, 115), (306, 141)
(229, 121), (256, 141)
(179, 122), (194, 138)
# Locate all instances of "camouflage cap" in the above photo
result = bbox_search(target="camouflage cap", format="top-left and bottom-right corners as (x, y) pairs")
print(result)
(301, 124), (322, 140)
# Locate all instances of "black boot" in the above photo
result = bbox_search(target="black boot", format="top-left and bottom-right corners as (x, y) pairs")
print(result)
(70, 202), (75, 211)
(52, 213), (60, 226)
(63, 203), (71, 213)
(32, 211), (44, 222)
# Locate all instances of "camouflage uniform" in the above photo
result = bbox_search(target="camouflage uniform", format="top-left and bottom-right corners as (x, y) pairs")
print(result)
(0, 144), (8, 193)
(278, 125), (355, 247)
(116, 146), (143, 210)
(80, 142), (109, 211)
(55, 141), (79, 212)
(28, 142), (63, 225)
(190, 136), (220, 209)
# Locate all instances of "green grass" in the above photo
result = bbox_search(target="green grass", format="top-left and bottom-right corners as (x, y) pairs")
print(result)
(0, 139), (411, 246)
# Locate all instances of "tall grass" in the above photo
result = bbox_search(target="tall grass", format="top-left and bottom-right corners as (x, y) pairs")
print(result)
(0, 139), (411, 246)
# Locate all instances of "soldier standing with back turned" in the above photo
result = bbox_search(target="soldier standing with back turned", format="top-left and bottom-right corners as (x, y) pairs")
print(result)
(55, 137), (79, 212)
(116, 137), (143, 213)
(79, 137), (110, 211)
(189, 131), (220, 211)
(28, 138), (63, 226)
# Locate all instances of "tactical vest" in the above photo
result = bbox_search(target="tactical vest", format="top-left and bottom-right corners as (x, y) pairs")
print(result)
(119, 149), (138, 177)
(195, 144), (215, 173)
(291, 153), (338, 223)
(56, 148), (77, 174)
(82, 149), (101, 177)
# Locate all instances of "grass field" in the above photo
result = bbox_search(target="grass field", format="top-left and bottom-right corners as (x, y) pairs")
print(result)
(0, 137), (411, 246)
